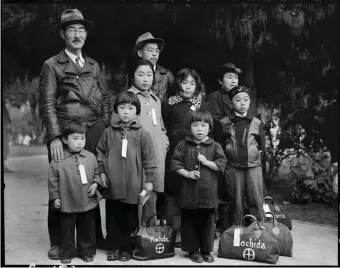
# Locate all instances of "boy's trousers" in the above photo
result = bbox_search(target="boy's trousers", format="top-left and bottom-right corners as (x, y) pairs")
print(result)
(60, 208), (96, 258)
(47, 121), (106, 247)
(105, 199), (139, 252)
(181, 208), (215, 253)
(225, 165), (264, 225)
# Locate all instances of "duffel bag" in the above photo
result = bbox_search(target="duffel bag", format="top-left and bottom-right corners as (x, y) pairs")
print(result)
(264, 196), (292, 230)
(262, 212), (293, 257)
(131, 213), (176, 260)
(218, 214), (280, 264)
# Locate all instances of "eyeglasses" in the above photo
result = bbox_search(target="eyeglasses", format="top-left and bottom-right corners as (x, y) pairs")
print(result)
(66, 28), (86, 36)
(144, 48), (160, 54)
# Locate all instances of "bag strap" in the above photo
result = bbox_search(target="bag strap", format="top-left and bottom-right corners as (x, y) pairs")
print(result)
(241, 214), (260, 229)
(146, 212), (160, 227)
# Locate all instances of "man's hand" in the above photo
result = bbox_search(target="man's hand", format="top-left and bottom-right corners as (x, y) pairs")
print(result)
(197, 153), (209, 166)
(88, 182), (98, 196)
(54, 199), (61, 209)
(187, 170), (200, 180)
(50, 137), (64, 162)
(101, 173), (109, 188)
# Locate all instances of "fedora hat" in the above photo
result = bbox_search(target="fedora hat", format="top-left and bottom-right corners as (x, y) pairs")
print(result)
(220, 63), (242, 74)
(132, 32), (165, 55)
(55, 9), (94, 31)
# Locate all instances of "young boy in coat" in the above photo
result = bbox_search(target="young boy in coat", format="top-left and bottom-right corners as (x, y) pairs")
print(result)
(223, 86), (266, 225)
(48, 120), (102, 264)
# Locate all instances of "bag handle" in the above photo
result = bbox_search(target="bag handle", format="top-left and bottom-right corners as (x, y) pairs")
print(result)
(264, 196), (275, 205)
(241, 214), (260, 229)
(264, 212), (278, 227)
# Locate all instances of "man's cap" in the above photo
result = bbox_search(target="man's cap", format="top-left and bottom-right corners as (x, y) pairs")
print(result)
(220, 63), (242, 75)
(132, 32), (165, 55)
(55, 9), (94, 31)
(228, 86), (251, 100)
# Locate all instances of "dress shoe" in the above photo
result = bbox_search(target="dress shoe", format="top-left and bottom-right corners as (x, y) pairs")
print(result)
(189, 251), (204, 263)
(119, 251), (131, 262)
(201, 252), (215, 263)
(48, 245), (61, 260)
(107, 249), (119, 261)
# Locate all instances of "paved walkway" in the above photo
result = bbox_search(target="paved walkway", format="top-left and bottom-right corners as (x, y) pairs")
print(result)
(3, 155), (339, 266)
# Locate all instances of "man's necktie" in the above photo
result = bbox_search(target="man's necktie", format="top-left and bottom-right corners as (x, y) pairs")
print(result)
(75, 57), (82, 72)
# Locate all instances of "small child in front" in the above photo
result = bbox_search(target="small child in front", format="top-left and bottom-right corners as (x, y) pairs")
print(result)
(170, 108), (227, 263)
(48, 120), (102, 264)
(223, 86), (266, 225)
(96, 91), (157, 262)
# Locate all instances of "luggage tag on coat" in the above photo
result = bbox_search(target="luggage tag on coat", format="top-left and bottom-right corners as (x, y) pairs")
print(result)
(190, 105), (196, 111)
(151, 108), (158, 126)
(263, 204), (271, 214)
(79, 164), (88, 184)
(233, 228), (241, 247)
(122, 138), (128, 158)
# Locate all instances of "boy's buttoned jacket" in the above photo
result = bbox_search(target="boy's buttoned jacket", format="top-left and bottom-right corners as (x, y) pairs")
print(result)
(152, 64), (174, 100)
(171, 136), (227, 209)
(39, 50), (111, 143)
(48, 149), (102, 213)
(96, 121), (157, 204)
(127, 86), (169, 193)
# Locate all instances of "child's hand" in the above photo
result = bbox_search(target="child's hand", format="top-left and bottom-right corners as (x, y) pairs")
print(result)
(144, 182), (153, 195)
(54, 199), (61, 209)
(88, 182), (98, 196)
(197, 153), (209, 166)
(187, 170), (200, 180)
(101, 173), (109, 188)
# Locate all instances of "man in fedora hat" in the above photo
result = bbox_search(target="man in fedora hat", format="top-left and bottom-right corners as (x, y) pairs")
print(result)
(39, 8), (110, 260)
(133, 32), (174, 100)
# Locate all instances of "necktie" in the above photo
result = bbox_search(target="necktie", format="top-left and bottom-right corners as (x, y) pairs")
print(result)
(75, 57), (82, 72)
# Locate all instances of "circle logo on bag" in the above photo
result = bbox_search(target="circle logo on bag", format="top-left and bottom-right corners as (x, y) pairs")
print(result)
(155, 243), (165, 254)
(243, 248), (255, 260)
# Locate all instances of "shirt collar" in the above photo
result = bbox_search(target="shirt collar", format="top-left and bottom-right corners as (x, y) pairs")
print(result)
(185, 135), (214, 145)
(65, 48), (84, 65)
(128, 85), (158, 101)
(234, 111), (247, 117)
(64, 149), (87, 158)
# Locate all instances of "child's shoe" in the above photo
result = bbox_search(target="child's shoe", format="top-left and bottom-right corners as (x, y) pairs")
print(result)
(189, 251), (204, 263)
(118, 251), (131, 262)
(61, 258), (71, 264)
(201, 252), (214, 263)
(81, 256), (93, 262)
(107, 250), (119, 261)
(48, 245), (61, 260)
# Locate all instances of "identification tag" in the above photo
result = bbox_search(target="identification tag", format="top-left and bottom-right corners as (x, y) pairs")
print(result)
(190, 105), (196, 111)
(233, 228), (241, 247)
(79, 164), (88, 184)
(122, 138), (128, 158)
(151, 108), (158, 126)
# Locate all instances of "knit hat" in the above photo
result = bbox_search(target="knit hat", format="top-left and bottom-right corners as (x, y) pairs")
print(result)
(228, 86), (251, 100)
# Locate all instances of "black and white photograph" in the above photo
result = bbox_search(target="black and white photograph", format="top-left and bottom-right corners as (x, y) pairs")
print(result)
(1, 1), (338, 266)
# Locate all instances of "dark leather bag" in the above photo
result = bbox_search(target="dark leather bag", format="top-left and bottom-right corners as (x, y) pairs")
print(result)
(264, 196), (292, 230)
(218, 214), (280, 264)
(130, 213), (176, 260)
(262, 212), (293, 257)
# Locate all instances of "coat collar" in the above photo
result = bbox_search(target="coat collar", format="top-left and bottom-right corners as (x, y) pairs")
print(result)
(229, 111), (253, 121)
(56, 50), (95, 74)
(185, 135), (214, 145)
(128, 86), (159, 102)
(168, 94), (201, 109)
(154, 64), (167, 83)
(110, 119), (142, 129)
(64, 149), (88, 159)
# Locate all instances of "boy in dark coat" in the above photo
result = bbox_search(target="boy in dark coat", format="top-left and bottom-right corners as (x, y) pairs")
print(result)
(223, 86), (266, 225)
(171, 109), (227, 263)
(48, 121), (102, 264)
